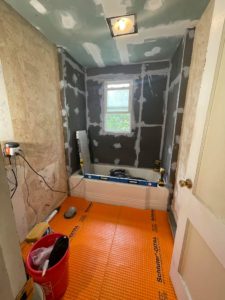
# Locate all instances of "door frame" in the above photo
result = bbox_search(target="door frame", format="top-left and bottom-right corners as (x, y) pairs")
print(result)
(170, 0), (225, 299)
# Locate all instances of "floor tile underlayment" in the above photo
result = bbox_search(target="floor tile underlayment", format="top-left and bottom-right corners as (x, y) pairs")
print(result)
(22, 197), (176, 300)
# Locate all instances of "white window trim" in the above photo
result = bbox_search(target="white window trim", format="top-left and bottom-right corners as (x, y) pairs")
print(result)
(103, 80), (133, 134)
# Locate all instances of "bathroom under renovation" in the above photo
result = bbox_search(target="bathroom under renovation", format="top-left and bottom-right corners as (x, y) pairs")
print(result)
(1, 0), (225, 299)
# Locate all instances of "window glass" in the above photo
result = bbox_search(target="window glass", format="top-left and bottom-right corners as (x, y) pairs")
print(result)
(105, 113), (130, 132)
(106, 89), (129, 112)
(104, 81), (132, 133)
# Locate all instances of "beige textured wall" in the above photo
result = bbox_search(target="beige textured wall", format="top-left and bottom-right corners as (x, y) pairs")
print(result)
(172, 0), (215, 218)
(0, 148), (26, 298)
(0, 1), (67, 240)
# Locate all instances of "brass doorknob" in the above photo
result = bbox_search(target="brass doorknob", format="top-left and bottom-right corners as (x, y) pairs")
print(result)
(179, 179), (193, 189)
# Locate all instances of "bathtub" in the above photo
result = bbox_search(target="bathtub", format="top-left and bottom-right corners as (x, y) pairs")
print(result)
(69, 164), (169, 211)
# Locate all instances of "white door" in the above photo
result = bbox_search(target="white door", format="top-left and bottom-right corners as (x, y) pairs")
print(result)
(170, 1), (225, 299)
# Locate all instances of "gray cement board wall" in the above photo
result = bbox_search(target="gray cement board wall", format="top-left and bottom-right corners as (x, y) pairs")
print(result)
(162, 29), (195, 186)
(59, 48), (87, 174)
(86, 61), (169, 168)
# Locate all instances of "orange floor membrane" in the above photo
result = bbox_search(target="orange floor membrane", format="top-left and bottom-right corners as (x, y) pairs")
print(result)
(22, 197), (177, 300)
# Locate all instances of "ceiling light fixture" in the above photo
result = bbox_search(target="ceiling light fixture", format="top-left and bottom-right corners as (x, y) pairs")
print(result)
(118, 19), (126, 31)
(106, 14), (137, 37)
(29, 0), (47, 14)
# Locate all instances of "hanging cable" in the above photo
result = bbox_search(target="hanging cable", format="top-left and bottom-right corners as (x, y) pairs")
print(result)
(8, 156), (18, 199)
(70, 177), (84, 191)
(17, 152), (67, 194)
(19, 155), (38, 225)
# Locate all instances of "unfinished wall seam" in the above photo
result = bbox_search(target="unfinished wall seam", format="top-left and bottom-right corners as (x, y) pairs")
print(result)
(169, 35), (187, 182)
(160, 63), (171, 159)
(66, 83), (86, 96)
(85, 71), (89, 131)
(134, 63), (145, 167)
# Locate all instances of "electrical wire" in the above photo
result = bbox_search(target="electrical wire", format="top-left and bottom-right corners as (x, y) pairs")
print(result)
(7, 175), (17, 187)
(17, 152), (67, 194)
(6, 158), (17, 193)
(70, 177), (84, 191)
(8, 156), (18, 199)
(19, 155), (38, 225)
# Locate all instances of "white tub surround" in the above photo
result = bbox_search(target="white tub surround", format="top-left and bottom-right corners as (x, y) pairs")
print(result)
(69, 175), (169, 211)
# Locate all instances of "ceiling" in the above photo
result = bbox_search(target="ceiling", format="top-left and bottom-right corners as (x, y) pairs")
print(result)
(5, 0), (209, 68)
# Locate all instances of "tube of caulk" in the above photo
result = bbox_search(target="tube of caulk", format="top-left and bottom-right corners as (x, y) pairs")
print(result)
(45, 207), (60, 223)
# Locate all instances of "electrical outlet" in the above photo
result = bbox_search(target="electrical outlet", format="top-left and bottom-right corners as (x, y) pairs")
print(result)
(3, 142), (21, 156)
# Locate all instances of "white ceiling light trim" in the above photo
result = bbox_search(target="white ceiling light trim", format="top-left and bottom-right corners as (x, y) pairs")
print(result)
(29, 0), (47, 14)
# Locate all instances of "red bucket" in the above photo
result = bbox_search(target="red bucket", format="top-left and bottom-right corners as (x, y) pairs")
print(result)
(26, 233), (69, 300)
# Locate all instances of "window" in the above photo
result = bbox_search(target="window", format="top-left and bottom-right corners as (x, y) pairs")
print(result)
(104, 81), (132, 133)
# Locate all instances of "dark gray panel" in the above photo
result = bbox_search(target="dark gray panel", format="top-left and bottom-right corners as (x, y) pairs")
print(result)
(179, 76), (189, 108)
(183, 29), (195, 67)
(142, 74), (167, 124)
(59, 49), (86, 174)
(133, 77), (141, 123)
(168, 29), (194, 184)
(175, 113), (184, 137)
(161, 83), (180, 173)
(161, 29), (194, 186)
(70, 132), (80, 173)
(86, 61), (170, 169)
(161, 39), (184, 177)
(87, 80), (102, 124)
(178, 28), (195, 109)
(65, 61), (85, 91)
(88, 126), (137, 166)
(87, 61), (170, 77)
(63, 49), (85, 73)
(170, 40), (184, 84)
(144, 61), (170, 71)
(138, 126), (162, 168)
(66, 86), (87, 173)
(87, 64), (142, 76)
(87, 125), (101, 163)
(66, 87), (86, 130)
